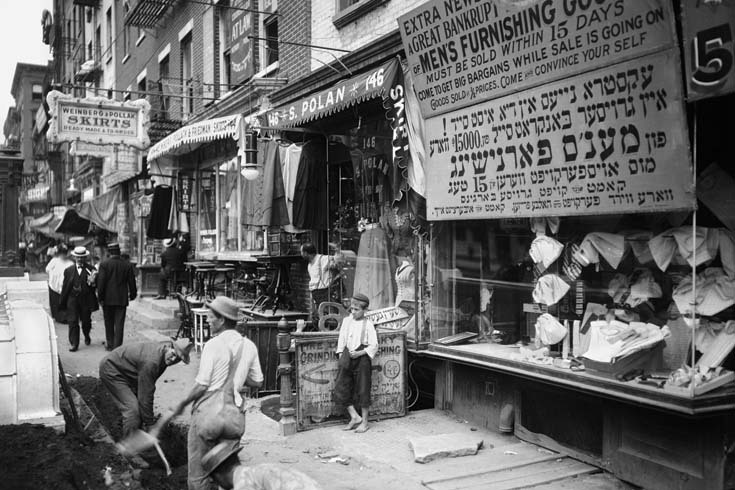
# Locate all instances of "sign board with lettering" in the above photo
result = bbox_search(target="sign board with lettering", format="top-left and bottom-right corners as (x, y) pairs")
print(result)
(398, 0), (676, 118)
(230, 0), (255, 85)
(425, 49), (694, 220)
(681, 0), (735, 101)
(365, 306), (410, 330)
(294, 331), (406, 431)
(46, 91), (150, 149)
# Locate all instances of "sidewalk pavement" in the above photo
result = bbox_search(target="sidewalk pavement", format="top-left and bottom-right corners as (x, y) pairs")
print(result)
(34, 284), (632, 489)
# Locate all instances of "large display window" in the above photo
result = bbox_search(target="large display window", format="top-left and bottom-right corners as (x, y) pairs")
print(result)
(429, 209), (735, 396)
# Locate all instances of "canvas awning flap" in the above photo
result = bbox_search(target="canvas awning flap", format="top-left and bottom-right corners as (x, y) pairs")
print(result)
(28, 212), (64, 239)
(74, 187), (122, 232)
(55, 209), (91, 236)
(263, 58), (401, 129)
(147, 113), (242, 162)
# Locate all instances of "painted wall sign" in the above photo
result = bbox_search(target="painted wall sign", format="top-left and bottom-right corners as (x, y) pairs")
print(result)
(230, 0), (255, 85)
(681, 0), (735, 100)
(425, 49), (694, 220)
(294, 331), (406, 431)
(46, 91), (150, 149)
(398, 0), (676, 118)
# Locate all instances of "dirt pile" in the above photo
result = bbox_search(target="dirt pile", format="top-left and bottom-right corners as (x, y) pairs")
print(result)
(0, 423), (135, 490)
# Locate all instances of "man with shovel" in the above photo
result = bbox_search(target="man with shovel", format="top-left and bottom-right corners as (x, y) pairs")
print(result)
(99, 338), (193, 438)
(152, 296), (264, 490)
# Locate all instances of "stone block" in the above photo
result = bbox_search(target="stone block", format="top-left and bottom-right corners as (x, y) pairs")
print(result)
(408, 432), (486, 464)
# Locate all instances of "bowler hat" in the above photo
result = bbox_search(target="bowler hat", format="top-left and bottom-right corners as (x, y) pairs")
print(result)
(207, 296), (241, 321)
(352, 292), (370, 307)
(172, 338), (193, 364)
(71, 246), (90, 258)
(202, 439), (241, 477)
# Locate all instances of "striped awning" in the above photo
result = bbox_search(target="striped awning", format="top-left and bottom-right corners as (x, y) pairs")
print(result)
(147, 113), (242, 162)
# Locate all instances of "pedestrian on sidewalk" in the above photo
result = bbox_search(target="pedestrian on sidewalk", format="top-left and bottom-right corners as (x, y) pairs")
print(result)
(153, 296), (264, 490)
(59, 246), (99, 352)
(45, 244), (72, 323)
(202, 440), (322, 490)
(97, 242), (137, 350)
(156, 237), (186, 299)
(333, 293), (378, 433)
(99, 339), (193, 438)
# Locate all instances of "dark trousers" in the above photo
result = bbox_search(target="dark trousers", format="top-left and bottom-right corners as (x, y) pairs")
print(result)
(103, 305), (127, 350)
(67, 297), (92, 348)
(99, 360), (140, 437)
(333, 349), (372, 410)
(310, 288), (330, 326)
(48, 287), (60, 321)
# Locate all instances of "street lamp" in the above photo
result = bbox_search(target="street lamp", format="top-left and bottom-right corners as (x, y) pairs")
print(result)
(240, 130), (259, 181)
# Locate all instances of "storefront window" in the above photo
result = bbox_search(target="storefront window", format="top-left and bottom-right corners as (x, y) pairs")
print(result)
(198, 168), (217, 254)
(219, 158), (239, 253)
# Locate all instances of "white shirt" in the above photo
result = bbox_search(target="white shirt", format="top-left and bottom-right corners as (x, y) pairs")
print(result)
(307, 254), (331, 291)
(336, 315), (378, 359)
(195, 329), (264, 406)
(46, 258), (72, 293)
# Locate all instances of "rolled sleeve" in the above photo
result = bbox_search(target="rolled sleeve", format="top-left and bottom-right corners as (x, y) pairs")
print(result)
(365, 321), (379, 359)
(194, 344), (215, 388)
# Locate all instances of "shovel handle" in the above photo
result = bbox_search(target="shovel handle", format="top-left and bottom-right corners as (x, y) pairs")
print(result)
(153, 442), (172, 476)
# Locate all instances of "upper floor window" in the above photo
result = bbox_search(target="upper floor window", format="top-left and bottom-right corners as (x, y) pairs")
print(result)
(181, 34), (194, 117)
(216, 0), (232, 95)
(32, 85), (43, 102)
(105, 8), (112, 58)
(333, 0), (389, 28)
(123, 2), (131, 57)
(263, 14), (278, 67)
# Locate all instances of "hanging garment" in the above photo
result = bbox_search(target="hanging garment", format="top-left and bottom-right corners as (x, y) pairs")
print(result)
(673, 267), (735, 317)
(650, 226), (720, 271)
(575, 232), (626, 269)
(353, 224), (395, 310)
(241, 140), (289, 227)
(167, 186), (179, 234)
(532, 274), (570, 306)
(394, 261), (415, 306)
(529, 235), (563, 271)
(147, 185), (173, 239)
(279, 143), (305, 233)
(530, 217), (560, 235)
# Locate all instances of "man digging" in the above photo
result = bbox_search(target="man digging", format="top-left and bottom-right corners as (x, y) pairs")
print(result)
(99, 338), (193, 438)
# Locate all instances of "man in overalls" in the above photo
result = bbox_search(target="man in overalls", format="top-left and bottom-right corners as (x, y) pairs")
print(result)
(157, 296), (263, 490)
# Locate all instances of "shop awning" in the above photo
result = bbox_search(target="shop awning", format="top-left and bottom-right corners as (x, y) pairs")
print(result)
(262, 57), (402, 129)
(147, 113), (242, 162)
(74, 187), (122, 232)
(28, 212), (64, 239)
(55, 209), (91, 236)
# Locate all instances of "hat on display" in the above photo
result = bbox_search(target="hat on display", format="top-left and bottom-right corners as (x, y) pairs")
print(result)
(202, 439), (241, 477)
(71, 246), (90, 258)
(352, 292), (370, 307)
(207, 296), (242, 321)
(529, 235), (564, 270)
(107, 242), (121, 255)
(532, 274), (571, 306)
(163, 238), (175, 248)
(171, 338), (193, 364)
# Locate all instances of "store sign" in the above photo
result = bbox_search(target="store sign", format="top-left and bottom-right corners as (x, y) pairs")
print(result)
(294, 331), (406, 430)
(230, 0), (255, 85)
(178, 175), (194, 212)
(681, 0), (735, 101)
(398, 0), (676, 118)
(425, 50), (694, 220)
(366, 307), (410, 331)
(26, 185), (49, 202)
(46, 91), (151, 149)
(133, 194), (152, 218)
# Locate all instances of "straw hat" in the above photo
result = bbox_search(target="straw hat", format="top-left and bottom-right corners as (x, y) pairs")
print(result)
(107, 242), (121, 255)
(172, 338), (193, 364)
(163, 238), (175, 248)
(71, 246), (90, 258)
(202, 440), (241, 477)
(207, 296), (241, 321)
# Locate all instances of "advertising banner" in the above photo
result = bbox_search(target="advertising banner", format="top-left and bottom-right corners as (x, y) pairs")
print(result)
(230, 0), (255, 85)
(294, 331), (406, 430)
(398, 0), (676, 118)
(46, 91), (150, 149)
(681, 0), (735, 100)
(425, 50), (694, 220)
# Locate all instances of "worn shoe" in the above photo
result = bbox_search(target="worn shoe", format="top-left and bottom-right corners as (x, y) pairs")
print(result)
(84, 336), (91, 346)
(69, 346), (78, 352)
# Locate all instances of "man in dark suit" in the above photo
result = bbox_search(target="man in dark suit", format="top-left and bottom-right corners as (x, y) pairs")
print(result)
(97, 242), (137, 351)
(156, 237), (186, 299)
(59, 246), (99, 352)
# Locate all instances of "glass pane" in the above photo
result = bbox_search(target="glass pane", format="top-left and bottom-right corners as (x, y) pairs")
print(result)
(219, 159), (239, 252)
(198, 168), (217, 254)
